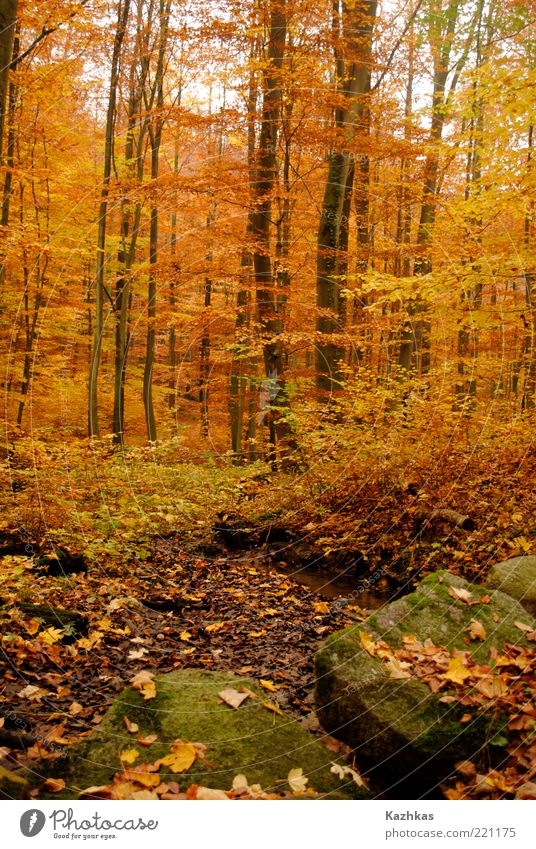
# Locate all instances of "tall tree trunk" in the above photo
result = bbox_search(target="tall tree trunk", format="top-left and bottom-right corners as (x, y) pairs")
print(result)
(142, 0), (170, 443)
(399, 0), (478, 374)
(316, 0), (377, 393)
(0, 0), (18, 163)
(230, 38), (258, 462)
(89, 0), (131, 438)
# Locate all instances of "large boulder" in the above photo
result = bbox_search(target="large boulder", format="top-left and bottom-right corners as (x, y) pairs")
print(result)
(34, 670), (368, 800)
(315, 570), (536, 792)
(485, 556), (536, 615)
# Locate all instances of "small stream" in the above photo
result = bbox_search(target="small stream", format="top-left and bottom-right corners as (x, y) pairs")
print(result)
(232, 552), (400, 609)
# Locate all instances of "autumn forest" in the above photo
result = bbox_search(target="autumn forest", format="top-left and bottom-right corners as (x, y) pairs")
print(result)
(0, 0), (535, 805)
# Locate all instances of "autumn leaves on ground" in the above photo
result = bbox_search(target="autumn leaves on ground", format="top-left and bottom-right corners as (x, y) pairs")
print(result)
(1, 0), (536, 802)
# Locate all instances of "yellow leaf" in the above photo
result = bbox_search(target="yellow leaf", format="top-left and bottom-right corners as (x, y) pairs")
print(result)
(247, 630), (266, 637)
(260, 679), (279, 692)
(205, 622), (224, 633)
(288, 767), (308, 794)
(159, 741), (196, 773)
(179, 631), (193, 642)
(123, 770), (161, 788)
(130, 670), (156, 701)
(263, 701), (284, 716)
(123, 716), (139, 734)
(312, 601), (329, 614)
(444, 656), (471, 685)
(360, 630), (377, 656)
(120, 748), (140, 765)
(39, 627), (64, 645)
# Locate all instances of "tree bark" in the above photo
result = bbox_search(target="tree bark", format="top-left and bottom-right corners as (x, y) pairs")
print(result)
(316, 0), (377, 393)
(0, 0), (18, 163)
(89, 0), (131, 438)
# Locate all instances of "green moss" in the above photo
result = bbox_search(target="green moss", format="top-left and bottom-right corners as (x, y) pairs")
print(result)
(0, 766), (29, 799)
(315, 571), (534, 784)
(36, 671), (368, 800)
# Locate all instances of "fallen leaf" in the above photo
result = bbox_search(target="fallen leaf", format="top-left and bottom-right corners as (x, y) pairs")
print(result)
(39, 627), (64, 645)
(466, 619), (487, 641)
(263, 700), (284, 716)
(69, 702), (83, 716)
(444, 656), (471, 685)
(195, 786), (229, 800)
(288, 767), (308, 794)
(218, 688), (250, 709)
(384, 657), (411, 679)
(179, 631), (193, 642)
(330, 762), (366, 787)
(260, 679), (279, 692)
(43, 778), (65, 793)
(120, 749), (140, 765)
(122, 770), (161, 788)
(514, 621), (533, 633)
(130, 670), (156, 701)
(123, 716), (139, 734)
(19, 685), (45, 701)
(78, 785), (112, 799)
(448, 586), (474, 605)
(137, 734), (158, 747)
(232, 774), (249, 791)
(205, 622), (225, 633)
(158, 741), (196, 773)
(360, 630), (377, 656)
(128, 648), (148, 660)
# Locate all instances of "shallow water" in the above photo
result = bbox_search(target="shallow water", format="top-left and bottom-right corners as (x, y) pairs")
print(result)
(260, 559), (392, 609)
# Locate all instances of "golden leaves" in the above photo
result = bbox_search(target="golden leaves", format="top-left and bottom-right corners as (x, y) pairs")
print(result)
(130, 670), (156, 701)
(158, 741), (197, 773)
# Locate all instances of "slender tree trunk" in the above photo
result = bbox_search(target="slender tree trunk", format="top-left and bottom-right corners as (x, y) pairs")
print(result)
(230, 40), (258, 462)
(142, 0), (170, 443)
(89, 0), (131, 438)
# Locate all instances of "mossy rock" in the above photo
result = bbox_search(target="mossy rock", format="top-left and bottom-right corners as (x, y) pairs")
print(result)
(0, 765), (29, 799)
(35, 670), (368, 800)
(485, 556), (536, 615)
(315, 570), (536, 791)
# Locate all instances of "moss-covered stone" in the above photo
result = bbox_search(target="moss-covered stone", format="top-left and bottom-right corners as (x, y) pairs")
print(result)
(0, 765), (29, 799)
(315, 570), (536, 790)
(485, 556), (536, 615)
(36, 670), (368, 800)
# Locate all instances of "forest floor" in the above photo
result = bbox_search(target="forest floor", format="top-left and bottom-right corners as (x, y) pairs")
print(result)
(1, 433), (536, 798)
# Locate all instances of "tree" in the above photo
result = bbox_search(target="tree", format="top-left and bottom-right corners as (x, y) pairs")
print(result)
(316, 0), (377, 393)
